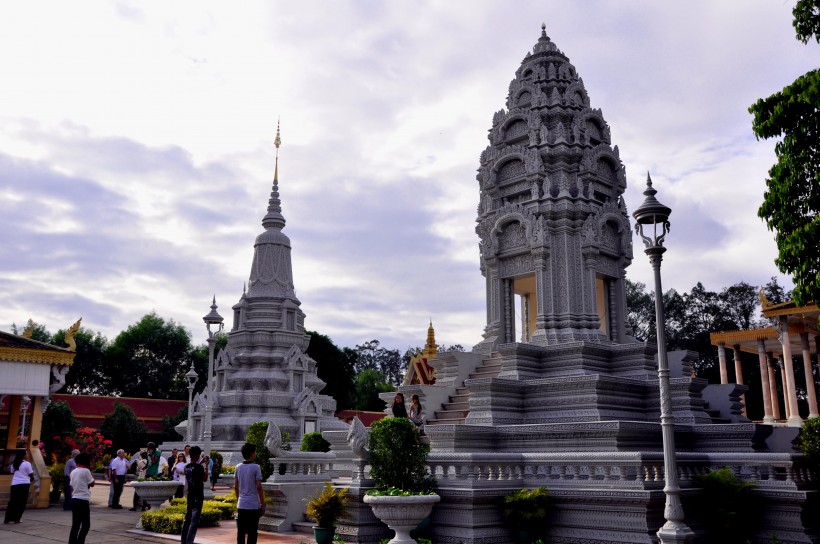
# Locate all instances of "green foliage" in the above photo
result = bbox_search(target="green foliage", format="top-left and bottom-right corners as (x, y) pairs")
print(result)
(750, 3), (820, 308)
(107, 312), (196, 399)
(501, 487), (552, 537)
(162, 406), (187, 441)
(354, 339), (405, 386)
(140, 501), (226, 534)
(796, 416), (820, 476)
(793, 0), (820, 44)
(12, 319), (53, 343)
(695, 467), (758, 543)
(246, 422), (273, 480)
(41, 401), (78, 457)
(306, 482), (350, 528)
(53, 327), (110, 395)
(48, 463), (65, 493)
(301, 432), (331, 453)
(307, 331), (356, 410)
(367, 417), (436, 494)
(353, 368), (394, 411)
(100, 402), (147, 455)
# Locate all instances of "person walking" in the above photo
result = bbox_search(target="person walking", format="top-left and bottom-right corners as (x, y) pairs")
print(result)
(130, 451), (149, 511)
(63, 449), (80, 511)
(209, 454), (221, 492)
(108, 449), (131, 509)
(180, 446), (207, 544)
(235, 443), (265, 544)
(67, 452), (95, 544)
(4, 450), (34, 524)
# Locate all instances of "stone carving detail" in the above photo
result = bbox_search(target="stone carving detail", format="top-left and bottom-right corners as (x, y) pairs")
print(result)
(347, 416), (369, 459)
(498, 159), (525, 182)
(498, 222), (527, 252)
(264, 421), (285, 457)
(501, 254), (534, 278)
(504, 119), (528, 140)
(49, 365), (69, 394)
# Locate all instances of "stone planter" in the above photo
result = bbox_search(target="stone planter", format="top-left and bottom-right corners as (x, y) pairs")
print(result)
(130, 480), (182, 528)
(363, 494), (440, 544)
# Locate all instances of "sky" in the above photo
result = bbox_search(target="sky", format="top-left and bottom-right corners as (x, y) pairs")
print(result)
(0, 1), (816, 352)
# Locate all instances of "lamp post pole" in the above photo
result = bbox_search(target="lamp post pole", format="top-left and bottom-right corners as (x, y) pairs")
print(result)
(185, 364), (199, 443)
(633, 174), (694, 544)
(202, 296), (223, 499)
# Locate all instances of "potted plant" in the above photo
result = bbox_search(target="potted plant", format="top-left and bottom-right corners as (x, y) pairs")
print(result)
(305, 482), (350, 544)
(363, 416), (439, 544)
(501, 487), (552, 543)
(48, 462), (65, 503)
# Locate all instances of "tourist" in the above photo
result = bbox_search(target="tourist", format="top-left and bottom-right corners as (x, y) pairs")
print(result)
(234, 443), (265, 544)
(130, 451), (149, 511)
(167, 448), (179, 471)
(145, 442), (162, 478)
(63, 448), (80, 510)
(172, 452), (187, 499)
(184, 444), (191, 463)
(68, 452), (95, 544)
(210, 454), (221, 492)
(409, 394), (424, 427)
(181, 445), (207, 544)
(108, 449), (131, 509)
(3, 450), (34, 524)
(391, 392), (408, 418)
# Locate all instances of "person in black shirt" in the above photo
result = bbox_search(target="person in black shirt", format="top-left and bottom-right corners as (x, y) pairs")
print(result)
(391, 393), (408, 418)
(180, 446), (207, 544)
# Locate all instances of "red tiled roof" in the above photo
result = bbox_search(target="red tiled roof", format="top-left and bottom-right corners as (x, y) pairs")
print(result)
(335, 410), (387, 427)
(51, 394), (186, 433)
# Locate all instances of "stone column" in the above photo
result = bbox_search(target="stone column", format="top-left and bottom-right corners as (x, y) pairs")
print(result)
(767, 353), (781, 421)
(801, 332), (819, 418)
(779, 360), (792, 420)
(5, 395), (21, 449)
(757, 339), (775, 424)
(717, 343), (728, 385)
(520, 294), (529, 342)
(732, 345), (746, 416)
(778, 317), (802, 426)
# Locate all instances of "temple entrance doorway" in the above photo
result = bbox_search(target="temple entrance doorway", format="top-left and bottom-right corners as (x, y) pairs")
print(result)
(513, 273), (537, 343)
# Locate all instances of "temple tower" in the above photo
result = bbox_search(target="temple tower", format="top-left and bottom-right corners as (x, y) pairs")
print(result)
(474, 24), (634, 351)
(187, 125), (346, 453)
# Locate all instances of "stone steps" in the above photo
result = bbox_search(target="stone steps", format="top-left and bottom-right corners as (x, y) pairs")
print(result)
(427, 354), (503, 425)
(292, 520), (314, 534)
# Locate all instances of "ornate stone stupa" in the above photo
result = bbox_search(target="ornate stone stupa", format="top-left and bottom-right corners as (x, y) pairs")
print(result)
(185, 125), (347, 459)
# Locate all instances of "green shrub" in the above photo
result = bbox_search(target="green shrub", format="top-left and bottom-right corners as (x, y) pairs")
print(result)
(221, 464), (236, 475)
(246, 422), (273, 480)
(695, 467), (758, 543)
(164, 498), (236, 520)
(306, 482), (349, 528)
(141, 505), (222, 534)
(367, 417), (436, 494)
(501, 487), (552, 540)
(49, 463), (65, 493)
(301, 432), (331, 453)
(796, 416), (820, 478)
(214, 491), (237, 504)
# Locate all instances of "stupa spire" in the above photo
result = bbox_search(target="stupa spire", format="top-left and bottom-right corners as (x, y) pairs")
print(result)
(262, 120), (286, 230)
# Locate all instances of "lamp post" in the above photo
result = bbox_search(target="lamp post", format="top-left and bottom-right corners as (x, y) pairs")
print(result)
(633, 174), (694, 544)
(185, 364), (199, 443)
(202, 296), (223, 499)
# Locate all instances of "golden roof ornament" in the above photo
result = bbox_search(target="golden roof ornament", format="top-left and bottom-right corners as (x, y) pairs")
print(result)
(21, 319), (34, 339)
(64, 317), (82, 352)
(758, 288), (773, 309)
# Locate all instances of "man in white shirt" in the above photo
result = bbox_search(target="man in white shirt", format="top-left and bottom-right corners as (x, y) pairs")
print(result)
(107, 450), (131, 509)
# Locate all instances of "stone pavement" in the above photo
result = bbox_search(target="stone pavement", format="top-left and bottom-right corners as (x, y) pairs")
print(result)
(0, 481), (308, 544)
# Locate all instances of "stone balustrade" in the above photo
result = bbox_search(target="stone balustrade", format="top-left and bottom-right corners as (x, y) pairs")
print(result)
(267, 451), (337, 483)
(426, 451), (816, 490)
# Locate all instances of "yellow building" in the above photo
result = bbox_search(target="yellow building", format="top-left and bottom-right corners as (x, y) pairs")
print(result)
(0, 320), (78, 509)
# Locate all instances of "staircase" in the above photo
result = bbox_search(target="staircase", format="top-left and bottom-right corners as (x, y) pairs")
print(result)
(426, 353), (502, 425)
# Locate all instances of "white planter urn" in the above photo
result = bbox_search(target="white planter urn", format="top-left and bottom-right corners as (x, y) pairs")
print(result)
(363, 494), (440, 544)
(130, 480), (182, 528)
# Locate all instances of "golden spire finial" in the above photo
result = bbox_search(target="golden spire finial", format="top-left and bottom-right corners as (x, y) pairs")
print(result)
(64, 317), (82, 352)
(21, 319), (34, 339)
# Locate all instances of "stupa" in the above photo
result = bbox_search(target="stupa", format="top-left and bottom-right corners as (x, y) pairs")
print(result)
(345, 25), (817, 544)
(180, 125), (347, 462)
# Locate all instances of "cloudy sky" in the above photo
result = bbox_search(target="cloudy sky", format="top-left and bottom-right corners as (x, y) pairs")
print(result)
(0, 1), (815, 352)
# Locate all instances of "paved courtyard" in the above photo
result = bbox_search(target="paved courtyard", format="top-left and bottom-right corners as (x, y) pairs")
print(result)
(0, 481), (307, 544)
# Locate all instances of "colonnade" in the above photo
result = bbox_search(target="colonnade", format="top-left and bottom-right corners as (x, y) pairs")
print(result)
(715, 321), (820, 427)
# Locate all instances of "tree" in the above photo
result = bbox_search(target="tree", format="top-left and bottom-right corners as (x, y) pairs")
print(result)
(106, 312), (195, 399)
(750, 0), (820, 307)
(53, 327), (110, 395)
(306, 331), (356, 411)
(352, 368), (393, 411)
(354, 340), (405, 386)
(246, 422), (274, 480)
(762, 276), (793, 305)
(41, 401), (78, 458)
(625, 279), (654, 342)
(99, 402), (147, 455)
(162, 406), (187, 442)
(719, 281), (760, 330)
(11, 319), (52, 343)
